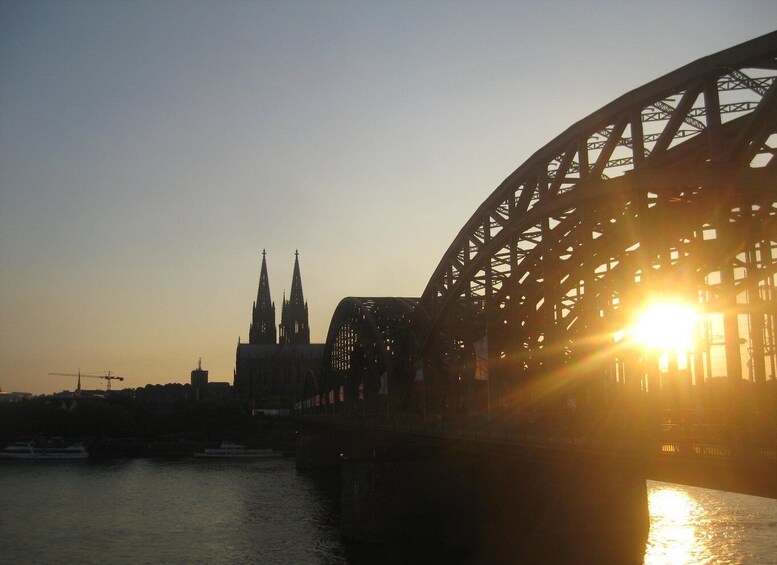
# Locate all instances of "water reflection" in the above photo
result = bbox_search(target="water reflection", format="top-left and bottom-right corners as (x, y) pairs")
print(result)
(645, 485), (702, 564)
(1, 462), (774, 564)
(644, 481), (777, 565)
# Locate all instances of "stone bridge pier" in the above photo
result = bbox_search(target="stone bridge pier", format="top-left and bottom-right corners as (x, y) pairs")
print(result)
(297, 427), (649, 562)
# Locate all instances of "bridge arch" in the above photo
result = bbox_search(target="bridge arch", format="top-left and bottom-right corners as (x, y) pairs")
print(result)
(414, 32), (777, 412)
(319, 297), (418, 414)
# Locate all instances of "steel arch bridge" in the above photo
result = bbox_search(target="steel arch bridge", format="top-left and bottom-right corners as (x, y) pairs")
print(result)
(317, 32), (777, 423)
(317, 297), (418, 413)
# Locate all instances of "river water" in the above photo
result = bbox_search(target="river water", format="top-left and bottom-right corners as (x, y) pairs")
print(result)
(0, 458), (775, 564)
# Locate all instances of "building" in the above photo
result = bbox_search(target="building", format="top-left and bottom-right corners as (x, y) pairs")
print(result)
(186, 359), (233, 402)
(191, 358), (208, 401)
(234, 250), (324, 407)
(191, 358), (208, 388)
(0, 390), (33, 402)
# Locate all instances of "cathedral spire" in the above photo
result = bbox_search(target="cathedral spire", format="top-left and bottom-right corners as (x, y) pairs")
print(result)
(279, 249), (310, 345)
(256, 249), (272, 308)
(249, 249), (276, 344)
(288, 249), (304, 307)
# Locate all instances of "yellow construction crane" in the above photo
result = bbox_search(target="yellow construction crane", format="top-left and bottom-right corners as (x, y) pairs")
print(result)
(48, 370), (125, 392)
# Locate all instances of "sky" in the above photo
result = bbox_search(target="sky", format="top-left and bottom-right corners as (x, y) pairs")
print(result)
(2, 1), (776, 394)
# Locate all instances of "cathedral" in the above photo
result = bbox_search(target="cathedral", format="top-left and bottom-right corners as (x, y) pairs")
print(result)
(233, 250), (324, 407)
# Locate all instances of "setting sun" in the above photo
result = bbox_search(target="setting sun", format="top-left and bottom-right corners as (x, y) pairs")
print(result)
(633, 300), (699, 351)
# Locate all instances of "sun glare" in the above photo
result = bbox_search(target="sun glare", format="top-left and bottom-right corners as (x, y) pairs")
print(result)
(633, 301), (698, 351)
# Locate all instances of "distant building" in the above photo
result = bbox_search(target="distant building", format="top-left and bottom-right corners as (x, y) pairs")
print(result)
(206, 382), (232, 401)
(135, 383), (192, 406)
(234, 250), (324, 407)
(0, 391), (33, 402)
(191, 358), (209, 401)
(186, 359), (234, 402)
(191, 358), (208, 388)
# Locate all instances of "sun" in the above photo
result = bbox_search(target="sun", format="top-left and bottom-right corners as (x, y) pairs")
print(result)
(632, 300), (699, 351)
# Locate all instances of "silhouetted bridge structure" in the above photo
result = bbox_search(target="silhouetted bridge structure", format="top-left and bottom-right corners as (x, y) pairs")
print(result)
(293, 32), (777, 555)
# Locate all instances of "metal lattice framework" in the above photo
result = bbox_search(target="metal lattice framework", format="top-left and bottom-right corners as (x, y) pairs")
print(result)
(319, 297), (417, 412)
(413, 32), (777, 407)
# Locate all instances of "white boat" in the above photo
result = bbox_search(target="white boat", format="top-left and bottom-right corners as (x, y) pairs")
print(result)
(0, 441), (89, 460)
(194, 442), (283, 459)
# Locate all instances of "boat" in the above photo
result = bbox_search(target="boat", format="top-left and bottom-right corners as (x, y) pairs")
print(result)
(0, 440), (89, 460)
(194, 442), (283, 459)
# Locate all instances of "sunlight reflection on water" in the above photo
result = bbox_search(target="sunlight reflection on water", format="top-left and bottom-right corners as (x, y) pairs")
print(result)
(645, 481), (777, 565)
(1, 463), (776, 564)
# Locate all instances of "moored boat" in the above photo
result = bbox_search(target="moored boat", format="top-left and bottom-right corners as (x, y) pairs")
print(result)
(194, 442), (282, 459)
(0, 440), (89, 460)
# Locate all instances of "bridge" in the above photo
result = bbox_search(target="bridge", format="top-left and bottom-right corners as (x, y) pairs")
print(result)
(294, 31), (777, 555)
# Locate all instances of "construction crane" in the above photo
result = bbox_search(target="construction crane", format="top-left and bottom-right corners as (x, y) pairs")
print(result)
(48, 370), (125, 392)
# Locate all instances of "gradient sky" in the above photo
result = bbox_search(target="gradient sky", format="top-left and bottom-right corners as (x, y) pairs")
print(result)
(2, 1), (776, 394)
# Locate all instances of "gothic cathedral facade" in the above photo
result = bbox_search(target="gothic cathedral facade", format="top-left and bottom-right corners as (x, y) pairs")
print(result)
(234, 250), (324, 407)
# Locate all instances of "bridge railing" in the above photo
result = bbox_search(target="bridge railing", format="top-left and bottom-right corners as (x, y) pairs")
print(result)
(296, 410), (649, 457)
(658, 421), (777, 461)
(296, 409), (777, 464)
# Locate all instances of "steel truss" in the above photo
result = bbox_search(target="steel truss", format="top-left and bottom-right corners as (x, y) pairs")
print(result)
(413, 32), (777, 413)
(319, 297), (418, 414)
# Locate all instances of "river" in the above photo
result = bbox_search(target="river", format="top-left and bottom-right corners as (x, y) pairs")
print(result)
(0, 458), (775, 564)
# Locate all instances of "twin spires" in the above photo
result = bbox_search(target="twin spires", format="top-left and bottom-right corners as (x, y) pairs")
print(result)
(248, 249), (310, 346)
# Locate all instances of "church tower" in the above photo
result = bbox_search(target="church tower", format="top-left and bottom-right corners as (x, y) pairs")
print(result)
(249, 249), (277, 344)
(279, 250), (310, 345)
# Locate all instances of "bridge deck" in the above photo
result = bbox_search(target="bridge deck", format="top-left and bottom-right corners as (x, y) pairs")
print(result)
(296, 413), (777, 499)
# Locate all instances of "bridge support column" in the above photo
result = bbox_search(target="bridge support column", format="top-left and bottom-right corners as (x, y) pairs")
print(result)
(295, 431), (343, 472)
(339, 445), (649, 561)
(340, 457), (438, 543)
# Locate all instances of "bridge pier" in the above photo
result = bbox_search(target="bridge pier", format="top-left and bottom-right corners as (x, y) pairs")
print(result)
(295, 431), (343, 472)
(297, 427), (649, 561)
(340, 457), (439, 543)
